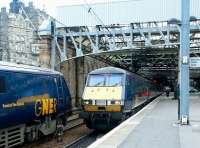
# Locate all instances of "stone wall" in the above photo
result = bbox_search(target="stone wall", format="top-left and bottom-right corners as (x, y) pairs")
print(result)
(0, 1), (46, 66)
(38, 37), (51, 68)
(0, 8), (37, 65)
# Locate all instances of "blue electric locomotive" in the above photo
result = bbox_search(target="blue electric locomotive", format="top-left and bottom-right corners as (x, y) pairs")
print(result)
(80, 67), (160, 130)
(0, 62), (71, 147)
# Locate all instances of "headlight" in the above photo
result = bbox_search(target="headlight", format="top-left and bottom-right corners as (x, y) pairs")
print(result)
(85, 101), (89, 104)
(111, 100), (121, 105)
(107, 100), (111, 105)
(115, 101), (120, 105)
(83, 100), (92, 105)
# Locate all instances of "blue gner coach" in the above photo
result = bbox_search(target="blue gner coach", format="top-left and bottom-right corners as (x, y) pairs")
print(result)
(0, 62), (71, 147)
(80, 67), (160, 130)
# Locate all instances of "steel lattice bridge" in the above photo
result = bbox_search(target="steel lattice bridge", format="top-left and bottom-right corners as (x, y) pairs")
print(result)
(55, 18), (200, 82)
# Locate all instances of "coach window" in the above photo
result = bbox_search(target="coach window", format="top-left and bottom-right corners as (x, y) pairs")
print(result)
(0, 76), (6, 93)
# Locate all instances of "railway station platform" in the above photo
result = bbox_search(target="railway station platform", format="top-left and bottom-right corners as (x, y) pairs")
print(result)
(89, 94), (200, 148)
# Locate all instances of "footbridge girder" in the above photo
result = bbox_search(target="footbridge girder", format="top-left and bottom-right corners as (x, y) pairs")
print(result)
(54, 20), (200, 85)
(56, 20), (200, 59)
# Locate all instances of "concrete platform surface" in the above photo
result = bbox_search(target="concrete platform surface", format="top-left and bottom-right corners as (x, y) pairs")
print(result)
(89, 94), (200, 148)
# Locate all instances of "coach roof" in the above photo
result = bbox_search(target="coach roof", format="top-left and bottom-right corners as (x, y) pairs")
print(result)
(89, 67), (126, 75)
(0, 61), (62, 75)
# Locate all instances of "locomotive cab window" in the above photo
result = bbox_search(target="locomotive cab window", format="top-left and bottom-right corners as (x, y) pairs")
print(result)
(88, 75), (105, 86)
(0, 76), (6, 93)
(87, 74), (123, 87)
(107, 74), (123, 86)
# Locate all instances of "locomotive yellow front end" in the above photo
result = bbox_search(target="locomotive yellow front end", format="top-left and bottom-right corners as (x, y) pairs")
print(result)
(80, 72), (125, 130)
(82, 86), (123, 112)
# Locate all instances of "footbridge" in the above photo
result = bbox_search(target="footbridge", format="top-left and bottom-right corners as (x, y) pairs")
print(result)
(52, 19), (200, 83)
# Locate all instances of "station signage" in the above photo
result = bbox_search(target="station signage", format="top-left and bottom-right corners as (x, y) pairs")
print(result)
(190, 57), (200, 68)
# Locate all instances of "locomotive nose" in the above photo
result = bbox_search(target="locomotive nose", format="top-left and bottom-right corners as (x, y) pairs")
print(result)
(83, 87), (122, 100)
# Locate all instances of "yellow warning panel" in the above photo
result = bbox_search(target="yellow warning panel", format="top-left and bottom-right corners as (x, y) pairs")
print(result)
(84, 105), (121, 112)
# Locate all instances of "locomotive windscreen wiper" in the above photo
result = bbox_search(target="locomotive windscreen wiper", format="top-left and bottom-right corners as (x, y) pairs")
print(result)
(110, 83), (121, 86)
(93, 81), (104, 86)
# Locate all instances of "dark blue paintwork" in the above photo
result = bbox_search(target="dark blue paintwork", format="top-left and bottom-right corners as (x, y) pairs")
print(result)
(0, 63), (71, 129)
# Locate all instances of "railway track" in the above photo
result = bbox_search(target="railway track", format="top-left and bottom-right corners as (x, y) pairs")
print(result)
(64, 131), (106, 148)
(63, 94), (163, 148)
(20, 110), (90, 148)
(63, 95), (162, 148)
(64, 113), (84, 131)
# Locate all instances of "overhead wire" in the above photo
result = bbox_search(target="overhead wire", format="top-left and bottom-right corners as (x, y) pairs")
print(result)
(82, 0), (125, 45)
(82, 0), (110, 31)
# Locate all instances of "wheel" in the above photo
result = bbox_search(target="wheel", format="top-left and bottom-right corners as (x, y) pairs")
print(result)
(85, 119), (92, 129)
(26, 128), (38, 142)
(121, 114), (126, 122)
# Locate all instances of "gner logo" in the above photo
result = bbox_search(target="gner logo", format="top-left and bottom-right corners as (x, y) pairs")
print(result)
(35, 98), (57, 116)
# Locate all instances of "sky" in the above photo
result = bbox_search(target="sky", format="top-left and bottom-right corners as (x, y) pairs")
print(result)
(0, 0), (124, 16)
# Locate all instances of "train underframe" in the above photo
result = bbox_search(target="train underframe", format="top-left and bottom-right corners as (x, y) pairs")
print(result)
(0, 114), (67, 148)
(80, 111), (131, 130)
